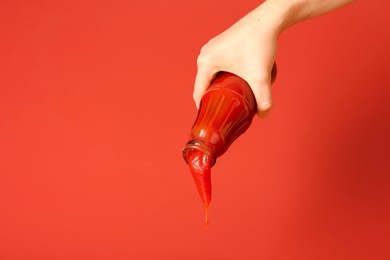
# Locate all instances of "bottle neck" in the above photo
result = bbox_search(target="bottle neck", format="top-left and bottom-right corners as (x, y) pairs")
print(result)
(182, 140), (216, 167)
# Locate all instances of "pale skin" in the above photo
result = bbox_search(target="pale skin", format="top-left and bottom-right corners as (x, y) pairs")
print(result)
(194, 0), (356, 117)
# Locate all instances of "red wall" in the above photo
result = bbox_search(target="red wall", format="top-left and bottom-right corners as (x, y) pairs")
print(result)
(1, 1), (389, 259)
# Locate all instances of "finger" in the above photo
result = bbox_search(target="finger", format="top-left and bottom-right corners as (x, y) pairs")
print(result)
(193, 66), (216, 109)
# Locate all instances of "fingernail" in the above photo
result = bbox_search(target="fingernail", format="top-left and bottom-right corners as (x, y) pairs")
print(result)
(258, 110), (270, 118)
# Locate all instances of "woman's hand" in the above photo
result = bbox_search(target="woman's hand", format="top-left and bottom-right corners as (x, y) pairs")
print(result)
(193, 0), (355, 117)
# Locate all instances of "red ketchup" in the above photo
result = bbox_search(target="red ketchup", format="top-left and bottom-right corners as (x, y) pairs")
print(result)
(183, 65), (277, 225)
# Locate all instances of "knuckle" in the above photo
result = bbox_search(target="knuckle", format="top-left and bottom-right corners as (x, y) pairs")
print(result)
(196, 52), (210, 67)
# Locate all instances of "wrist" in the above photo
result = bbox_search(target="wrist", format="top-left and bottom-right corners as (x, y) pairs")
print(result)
(258, 0), (311, 32)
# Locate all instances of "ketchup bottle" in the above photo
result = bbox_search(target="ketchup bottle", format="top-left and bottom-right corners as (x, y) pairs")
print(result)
(183, 64), (277, 225)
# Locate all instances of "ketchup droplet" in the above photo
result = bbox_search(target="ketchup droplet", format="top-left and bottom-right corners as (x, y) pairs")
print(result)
(187, 149), (212, 225)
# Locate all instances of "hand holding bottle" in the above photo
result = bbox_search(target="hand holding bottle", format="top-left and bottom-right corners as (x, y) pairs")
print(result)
(193, 0), (355, 117)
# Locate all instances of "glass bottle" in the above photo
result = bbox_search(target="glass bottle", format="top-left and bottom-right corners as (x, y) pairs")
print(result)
(183, 64), (277, 165)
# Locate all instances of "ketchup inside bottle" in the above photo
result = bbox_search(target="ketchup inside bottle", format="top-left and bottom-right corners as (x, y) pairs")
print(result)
(183, 65), (277, 225)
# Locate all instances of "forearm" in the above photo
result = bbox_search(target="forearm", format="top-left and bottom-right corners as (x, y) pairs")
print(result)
(250, 0), (355, 34)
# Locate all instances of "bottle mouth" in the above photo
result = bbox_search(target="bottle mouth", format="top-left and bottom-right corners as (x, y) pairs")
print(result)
(182, 140), (216, 166)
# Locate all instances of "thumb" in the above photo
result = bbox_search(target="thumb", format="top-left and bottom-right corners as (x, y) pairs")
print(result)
(248, 63), (277, 117)
(247, 76), (273, 118)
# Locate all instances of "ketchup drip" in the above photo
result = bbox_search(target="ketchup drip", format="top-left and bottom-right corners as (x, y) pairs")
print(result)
(187, 149), (212, 225)
(183, 65), (277, 224)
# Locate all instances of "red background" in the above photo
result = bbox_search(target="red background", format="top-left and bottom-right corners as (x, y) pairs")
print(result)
(1, 1), (389, 259)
